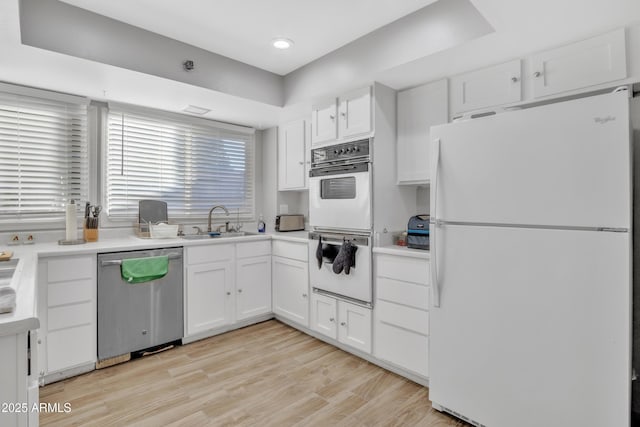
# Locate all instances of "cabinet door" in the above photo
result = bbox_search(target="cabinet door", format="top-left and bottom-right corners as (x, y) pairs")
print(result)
(186, 261), (233, 336)
(272, 256), (309, 327)
(450, 59), (522, 115)
(531, 28), (626, 98)
(311, 98), (338, 145)
(337, 301), (371, 353)
(397, 79), (448, 184)
(338, 86), (372, 139)
(310, 293), (337, 339)
(278, 119), (307, 190)
(236, 255), (272, 321)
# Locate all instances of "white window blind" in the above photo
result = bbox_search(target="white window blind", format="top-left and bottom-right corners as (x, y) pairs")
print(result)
(106, 107), (255, 220)
(0, 89), (88, 219)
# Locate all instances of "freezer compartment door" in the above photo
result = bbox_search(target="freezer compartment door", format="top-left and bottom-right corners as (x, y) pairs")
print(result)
(430, 91), (630, 229)
(429, 224), (630, 427)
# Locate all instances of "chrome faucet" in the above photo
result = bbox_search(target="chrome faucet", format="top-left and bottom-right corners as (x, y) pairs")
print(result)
(208, 205), (230, 232)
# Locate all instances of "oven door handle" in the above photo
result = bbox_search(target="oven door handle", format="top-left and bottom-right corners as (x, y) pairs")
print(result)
(309, 163), (369, 177)
(100, 253), (182, 267)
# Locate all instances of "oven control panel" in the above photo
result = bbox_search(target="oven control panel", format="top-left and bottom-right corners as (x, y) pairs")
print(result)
(312, 139), (370, 165)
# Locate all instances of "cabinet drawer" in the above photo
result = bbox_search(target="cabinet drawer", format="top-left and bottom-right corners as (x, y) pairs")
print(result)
(272, 240), (308, 262)
(377, 277), (429, 310)
(47, 324), (95, 373)
(236, 240), (271, 259)
(187, 244), (234, 265)
(48, 278), (93, 307)
(376, 255), (428, 285)
(375, 321), (428, 377)
(48, 303), (93, 331)
(47, 255), (94, 283)
(376, 299), (429, 336)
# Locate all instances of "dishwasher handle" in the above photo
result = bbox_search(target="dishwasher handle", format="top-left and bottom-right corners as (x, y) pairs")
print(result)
(100, 252), (182, 267)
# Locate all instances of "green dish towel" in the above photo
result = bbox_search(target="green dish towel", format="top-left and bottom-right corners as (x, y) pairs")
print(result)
(121, 256), (169, 283)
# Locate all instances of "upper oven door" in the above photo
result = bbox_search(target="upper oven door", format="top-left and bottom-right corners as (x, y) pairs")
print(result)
(309, 163), (371, 231)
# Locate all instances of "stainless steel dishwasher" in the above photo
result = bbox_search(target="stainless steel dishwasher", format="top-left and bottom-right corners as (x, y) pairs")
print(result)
(98, 247), (183, 361)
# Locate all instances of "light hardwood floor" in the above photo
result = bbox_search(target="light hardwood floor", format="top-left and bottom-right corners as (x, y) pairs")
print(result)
(40, 320), (467, 426)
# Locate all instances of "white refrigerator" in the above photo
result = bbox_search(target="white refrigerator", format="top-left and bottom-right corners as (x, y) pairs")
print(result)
(429, 90), (632, 427)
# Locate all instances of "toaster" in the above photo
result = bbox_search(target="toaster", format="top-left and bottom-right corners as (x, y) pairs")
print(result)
(407, 214), (430, 250)
(275, 214), (305, 232)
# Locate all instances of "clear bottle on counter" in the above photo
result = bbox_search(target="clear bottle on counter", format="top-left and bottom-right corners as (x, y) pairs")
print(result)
(257, 214), (266, 233)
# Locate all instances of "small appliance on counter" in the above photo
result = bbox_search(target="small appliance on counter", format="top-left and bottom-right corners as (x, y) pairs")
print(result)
(275, 214), (305, 232)
(407, 214), (429, 250)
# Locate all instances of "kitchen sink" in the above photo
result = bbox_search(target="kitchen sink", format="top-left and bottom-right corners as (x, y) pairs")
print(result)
(181, 234), (213, 240)
(181, 231), (259, 240)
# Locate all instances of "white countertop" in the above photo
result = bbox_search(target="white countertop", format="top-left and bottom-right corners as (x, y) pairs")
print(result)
(0, 230), (312, 337)
(373, 245), (430, 259)
(0, 250), (38, 337)
(1, 229), (426, 336)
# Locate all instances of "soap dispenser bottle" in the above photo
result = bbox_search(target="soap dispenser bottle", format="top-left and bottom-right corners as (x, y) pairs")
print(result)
(257, 214), (266, 233)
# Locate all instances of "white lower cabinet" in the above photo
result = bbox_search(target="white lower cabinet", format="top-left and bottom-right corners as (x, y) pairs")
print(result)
(186, 259), (234, 335)
(236, 241), (272, 321)
(38, 254), (96, 380)
(185, 240), (272, 339)
(374, 253), (430, 378)
(311, 293), (372, 354)
(272, 240), (309, 327)
(272, 257), (309, 326)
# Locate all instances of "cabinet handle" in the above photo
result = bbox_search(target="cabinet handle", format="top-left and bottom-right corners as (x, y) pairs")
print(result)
(340, 112), (347, 118)
(329, 114), (335, 120)
(302, 293), (308, 298)
(533, 71), (542, 78)
(226, 291), (231, 296)
(511, 76), (519, 83)
(340, 321), (346, 326)
(238, 289), (242, 293)
(298, 161), (304, 165)
(329, 317), (335, 322)
(37, 339), (41, 344)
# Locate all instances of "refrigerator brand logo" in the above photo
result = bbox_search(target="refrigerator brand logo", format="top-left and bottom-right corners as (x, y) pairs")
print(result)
(594, 116), (616, 124)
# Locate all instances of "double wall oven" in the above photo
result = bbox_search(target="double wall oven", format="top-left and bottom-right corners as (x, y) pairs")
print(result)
(308, 138), (373, 306)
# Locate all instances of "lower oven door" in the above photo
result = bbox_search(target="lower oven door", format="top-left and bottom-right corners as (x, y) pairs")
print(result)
(308, 232), (372, 304)
(309, 163), (371, 231)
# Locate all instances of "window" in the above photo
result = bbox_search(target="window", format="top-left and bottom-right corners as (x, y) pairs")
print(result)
(0, 85), (88, 223)
(106, 106), (255, 221)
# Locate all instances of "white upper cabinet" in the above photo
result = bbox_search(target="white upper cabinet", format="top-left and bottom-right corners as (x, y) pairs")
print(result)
(278, 119), (308, 191)
(397, 79), (448, 185)
(450, 59), (522, 115)
(338, 86), (372, 139)
(530, 28), (627, 98)
(311, 97), (338, 144)
(311, 86), (372, 146)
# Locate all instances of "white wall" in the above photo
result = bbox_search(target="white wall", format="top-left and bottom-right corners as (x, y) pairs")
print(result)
(19, 0), (284, 107)
(283, 0), (493, 104)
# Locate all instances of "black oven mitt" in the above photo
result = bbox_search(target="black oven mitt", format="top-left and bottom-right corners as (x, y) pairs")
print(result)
(332, 241), (357, 275)
(316, 236), (323, 269)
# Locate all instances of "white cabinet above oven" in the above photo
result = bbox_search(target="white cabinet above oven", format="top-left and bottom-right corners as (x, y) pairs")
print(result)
(311, 86), (372, 146)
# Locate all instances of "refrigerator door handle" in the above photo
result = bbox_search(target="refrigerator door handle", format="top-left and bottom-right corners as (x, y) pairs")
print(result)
(431, 138), (441, 308)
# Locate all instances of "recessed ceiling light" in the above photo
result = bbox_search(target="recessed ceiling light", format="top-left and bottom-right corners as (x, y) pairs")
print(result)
(182, 105), (210, 115)
(272, 38), (294, 50)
